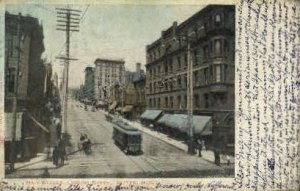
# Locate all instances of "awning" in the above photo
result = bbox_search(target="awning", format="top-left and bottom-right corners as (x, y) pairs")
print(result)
(157, 114), (172, 126)
(5, 112), (23, 141)
(27, 113), (50, 133)
(140, 110), (163, 121)
(95, 100), (105, 106)
(116, 107), (123, 111)
(164, 114), (212, 135)
(122, 105), (134, 113)
(109, 101), (118, 110)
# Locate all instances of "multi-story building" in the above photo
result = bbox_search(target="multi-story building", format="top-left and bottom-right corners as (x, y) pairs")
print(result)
(84, 67), (95, 101)
(145, 5), (235, 154)
(94, 58), (125, 102)
(5, 12), (51, 162)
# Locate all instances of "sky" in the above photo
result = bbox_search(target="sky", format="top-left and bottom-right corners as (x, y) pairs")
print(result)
(5, 3), (205, 88)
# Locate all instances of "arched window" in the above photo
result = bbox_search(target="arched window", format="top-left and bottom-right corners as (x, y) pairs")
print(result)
(215, 14), (221, 23)
(215, 40), (221, 55)
(215, 14), (222, 27)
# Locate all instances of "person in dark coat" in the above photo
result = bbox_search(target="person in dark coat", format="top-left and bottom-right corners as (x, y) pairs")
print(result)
(197, 138), (203, 157)
(58, 140), (66, 166)
(52, 146), (59, 166)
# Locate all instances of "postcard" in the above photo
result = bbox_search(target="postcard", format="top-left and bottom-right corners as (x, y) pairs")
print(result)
(0, 0), (299, 190)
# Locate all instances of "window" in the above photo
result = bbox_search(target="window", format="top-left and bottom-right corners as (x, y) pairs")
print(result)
(158, 98), (161, 108)
(169, 59), (173, 73)
(184, 75), (187, 88)
(203, 45), (209, 59)
(153, 82), (156, 92)
(215, 14), (222, 26)
(224, 40), (228, 52)
(177, 56), (181, 69)
(7, 68), (15, 93)
(204, 93), (209, 108)
(215, 65), (221, 82)
(194, 94), (199, 108)
(170, 96), (174, 108)
(215, 40), (221, 55)
(184, 54), (188, 67)
(177, 95), (182, 109)
(194, 71), (198, 86)
(149, 83), (152, 92)
(193, 50), (198, 65)
(153, 99), (156, 108)
(169, 80), (173, 90)
(158, 66), (161, 74)
(204, 68), (209, 85)
(149, 98), (152, 107)
(184, 95), (187, 108)
(165, 97), (168, 108)
(164, 63), (168, 74)
(177, 76), (182, 87)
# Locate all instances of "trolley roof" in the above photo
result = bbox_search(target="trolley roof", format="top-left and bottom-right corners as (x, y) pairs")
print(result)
(113, 121), (142, 135)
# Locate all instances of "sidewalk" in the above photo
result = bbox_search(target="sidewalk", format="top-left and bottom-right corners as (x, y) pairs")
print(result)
(101, 110), (234, 165)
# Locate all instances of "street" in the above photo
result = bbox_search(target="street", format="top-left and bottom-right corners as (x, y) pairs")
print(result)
(7, 99), (232, 178)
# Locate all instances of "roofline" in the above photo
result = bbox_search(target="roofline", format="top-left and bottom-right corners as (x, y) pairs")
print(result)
(146, 5), (235, 51)
(94, 58), (125, 64)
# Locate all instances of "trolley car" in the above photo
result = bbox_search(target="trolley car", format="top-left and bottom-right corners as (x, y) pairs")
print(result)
(112, 121), (142, 154)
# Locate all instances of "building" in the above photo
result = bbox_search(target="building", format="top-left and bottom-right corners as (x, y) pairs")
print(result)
(124, 63), (145, 84)
(5, 12), (52, 163)
(133, 76), (146, 118)
(84, 66), (95, 102)
(94, 58), (125, 103)
(145, 5), (235, 155)
(108, 63), (146, 119)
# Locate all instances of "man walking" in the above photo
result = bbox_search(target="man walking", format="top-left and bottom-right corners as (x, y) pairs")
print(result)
(197, 138), (202, 157)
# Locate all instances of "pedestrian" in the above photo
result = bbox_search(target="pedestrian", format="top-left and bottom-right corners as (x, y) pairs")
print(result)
(226, 155), (230, 166)
(214, 151), (221, 166)
(197, 138), (202, 157)
(52, 146), (59, 166)
(56, 123), (61, 139)
(58, 139), (66, 166)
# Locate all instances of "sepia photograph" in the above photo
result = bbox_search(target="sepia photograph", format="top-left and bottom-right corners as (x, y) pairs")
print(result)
(4, 3), (235, 178)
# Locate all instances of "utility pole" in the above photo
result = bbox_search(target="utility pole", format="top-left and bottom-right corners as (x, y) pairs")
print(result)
(56, 7), (80, 138)
(186, 38), (194, 155)
(10, 13), (22, 171)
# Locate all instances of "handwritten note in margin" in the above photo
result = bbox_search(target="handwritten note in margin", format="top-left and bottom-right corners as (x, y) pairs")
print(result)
(235, 0), (299, 190)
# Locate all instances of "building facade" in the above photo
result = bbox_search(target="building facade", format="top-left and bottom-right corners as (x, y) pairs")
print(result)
(5, 12), (54, 162)
(145, 5), (235, 154)
(94, 58), (125, 102)
(84, 67), (95, 101)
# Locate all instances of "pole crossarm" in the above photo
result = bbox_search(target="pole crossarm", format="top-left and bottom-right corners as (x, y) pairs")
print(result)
(57, 16), (80, 21)
(55, 56), (78, 61)
(57, 12), (81, 17)
(55, 7), (82, 12)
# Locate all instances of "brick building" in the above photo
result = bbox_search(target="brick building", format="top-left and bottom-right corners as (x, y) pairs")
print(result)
(145, 5), (235, 154)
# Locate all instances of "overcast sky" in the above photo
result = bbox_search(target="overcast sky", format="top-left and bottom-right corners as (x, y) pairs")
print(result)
(6, 3), (205, 88)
